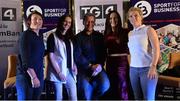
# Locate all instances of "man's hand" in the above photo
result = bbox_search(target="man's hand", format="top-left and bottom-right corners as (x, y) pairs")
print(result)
(72, 64), (78, 75)
(91, 64), (102, 77)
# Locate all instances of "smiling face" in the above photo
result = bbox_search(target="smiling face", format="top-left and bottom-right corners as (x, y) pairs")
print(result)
(84, 15), (95, 33)
(63, 16), (72, 31)
(30, 14), (43, 31)
(128, 10), (143, 28)
(110, 12), (119, 28)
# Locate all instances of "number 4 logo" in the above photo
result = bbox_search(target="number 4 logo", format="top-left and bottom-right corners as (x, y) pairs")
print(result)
(2, 8), (16, 21)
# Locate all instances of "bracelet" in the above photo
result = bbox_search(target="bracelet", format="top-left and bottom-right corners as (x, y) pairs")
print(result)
(88, 63), (92, 67)
(151, 64), (156, 67)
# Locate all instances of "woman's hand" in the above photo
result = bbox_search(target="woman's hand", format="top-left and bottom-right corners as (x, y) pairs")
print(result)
(72, 64), (78, 75)
(31, 77), (40, 88)
(147, 67), (158, 80)
(58, 72), (66, 82)
(27, 68), (40, 88)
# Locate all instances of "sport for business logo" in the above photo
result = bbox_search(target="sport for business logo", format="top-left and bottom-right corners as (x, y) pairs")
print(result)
(80, 4), (117, 19)
(134, 1), (152, 18)
(26, 5), (43, 17)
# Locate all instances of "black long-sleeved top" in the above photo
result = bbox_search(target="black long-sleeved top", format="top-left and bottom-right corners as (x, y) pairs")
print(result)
(17, 29), (45, 79)
(74, 30), (106, 76)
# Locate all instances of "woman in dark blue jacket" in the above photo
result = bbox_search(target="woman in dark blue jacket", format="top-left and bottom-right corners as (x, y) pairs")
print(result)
(16, 11), (45, 100)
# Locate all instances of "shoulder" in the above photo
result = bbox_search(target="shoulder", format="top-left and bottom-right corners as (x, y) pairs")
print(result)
(26, 29), (35, 34)
(22, 29), (30, 35)
(147, 26), (155, 31)
(146, 26), (158, 40)
(21, 29), (34, 38)
(75, 32), (82, 40)
(47, 33), (55, 42)
(147, 26), (156, 35)
(74, 32), (84, 43)
(93, 30), (103, 37)
(76, 31), (85, 37)
(128, 30), (133, 37)
(94, 30), (102, 34)
(94, 31), (104, 40)
(48, 33), (54, 39)
(50, 33), (55, 37)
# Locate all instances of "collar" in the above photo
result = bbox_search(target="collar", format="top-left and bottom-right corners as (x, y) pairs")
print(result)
(82, 29), (94, 36)
(133, 24), (145, 31)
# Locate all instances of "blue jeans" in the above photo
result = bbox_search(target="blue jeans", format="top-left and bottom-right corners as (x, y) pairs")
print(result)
(78, 70), (110, 100)
(129, 67), (158, 101)
(52, 71), (77, 101)
(16, 74), (44, 100)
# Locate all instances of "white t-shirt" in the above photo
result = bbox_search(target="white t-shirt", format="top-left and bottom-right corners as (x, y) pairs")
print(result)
(128, 25), (152, 67)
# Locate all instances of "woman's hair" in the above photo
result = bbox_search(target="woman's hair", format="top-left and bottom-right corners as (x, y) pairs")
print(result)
(104, 10), (129, 43)
(55, 14), (74, 40)
(127, 7), (143, 19)
(104, 10), (123, 36)
(26, 11), (43, 28)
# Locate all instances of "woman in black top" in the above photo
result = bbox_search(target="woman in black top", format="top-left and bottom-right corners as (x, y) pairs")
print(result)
(46, 15), (77, 100)
(16, 11), (45, 100)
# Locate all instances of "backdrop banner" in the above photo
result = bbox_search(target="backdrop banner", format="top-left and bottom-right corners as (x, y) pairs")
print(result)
(23, 0), (69, 48)
(0, 0), (22, 93)
(130, 0), (180, 29)
(130, 0), (180, 75)
(74, 0), (123, 34)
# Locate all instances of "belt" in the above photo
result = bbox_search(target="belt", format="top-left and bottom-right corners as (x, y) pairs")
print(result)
(108, 53), (128, 57)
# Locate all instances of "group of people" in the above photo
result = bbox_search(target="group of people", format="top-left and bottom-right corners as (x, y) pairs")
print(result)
(16, 7), (160, 101)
